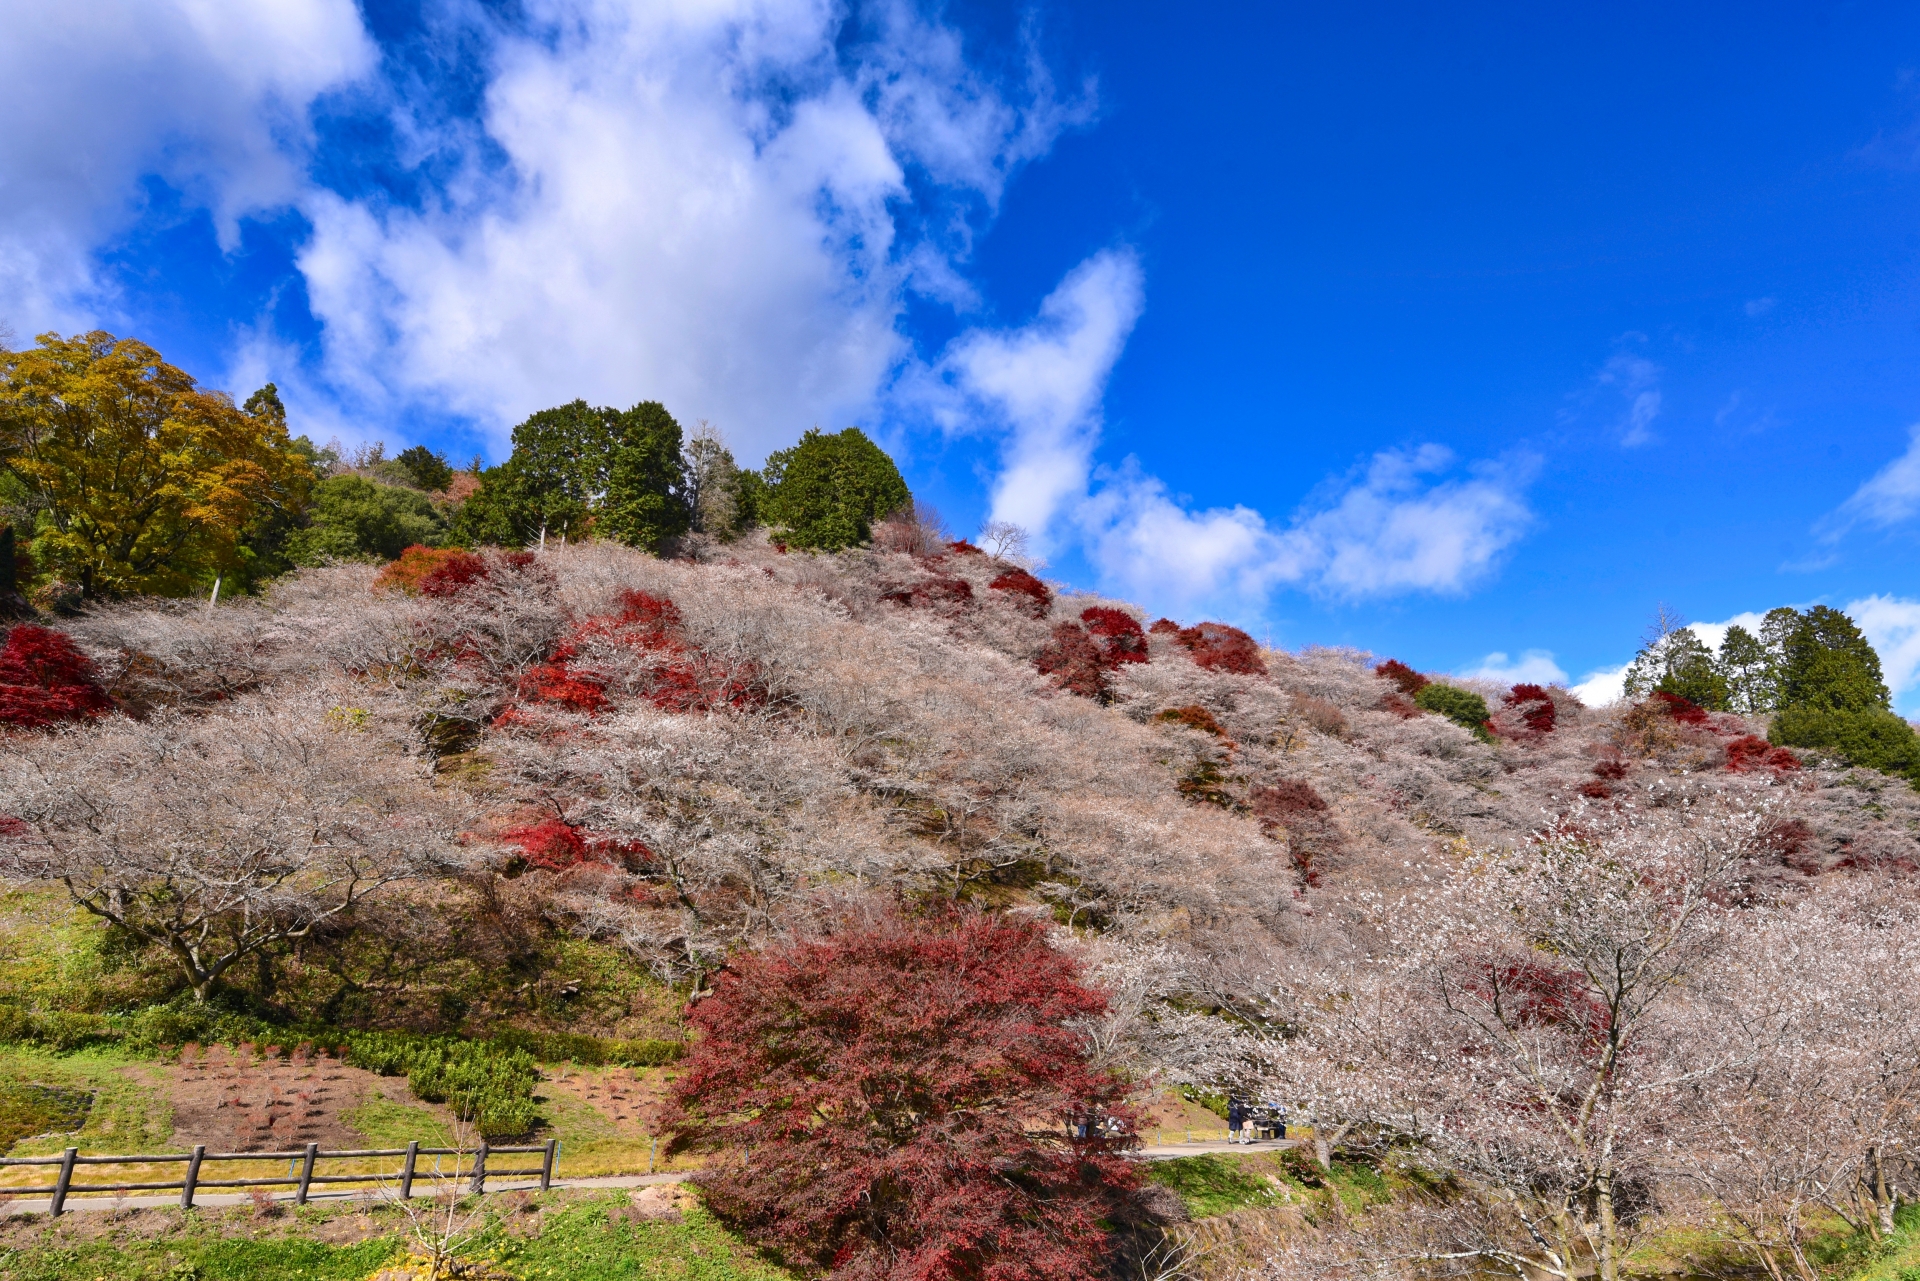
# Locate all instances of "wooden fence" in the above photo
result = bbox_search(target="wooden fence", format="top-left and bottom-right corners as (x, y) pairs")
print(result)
(0, 1138), (558, 1216)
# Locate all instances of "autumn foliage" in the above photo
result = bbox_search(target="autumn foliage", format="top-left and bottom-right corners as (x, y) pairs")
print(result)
(1374, 658), (1429, 696)
(1165, 620), (1266, 675)
(374, 545), (491, 595)
(0, 624), (112, 728)
(665, 911), (1139, 1281)
(517, 588), (760, 717)
(987, 567), (1052, 618)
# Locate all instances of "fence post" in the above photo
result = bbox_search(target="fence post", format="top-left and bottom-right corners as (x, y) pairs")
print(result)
(50, 1147), (77, 1217)
(540, 1138), (557, 1192)
(469, 1140), (489, 1195)
(181, 1145), (206, 1210)
(295, 1142), (319, 1205)
(400, 1141), (418, 1201)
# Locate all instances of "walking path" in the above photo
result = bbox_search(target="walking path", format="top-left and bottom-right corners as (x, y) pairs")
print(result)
(1, 1139), (1299, 1217)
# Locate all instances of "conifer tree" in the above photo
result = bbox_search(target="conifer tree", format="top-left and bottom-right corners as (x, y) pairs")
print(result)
(760, 427), (909, 551)
(601, 401), (691, 552)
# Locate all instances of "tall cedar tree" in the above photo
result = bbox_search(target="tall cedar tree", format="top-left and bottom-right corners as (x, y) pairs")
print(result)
(760, 427), (910, 551)
(456, 399), (622, 546)
(0, 332), (312, 596)
(601, 400), (692, 552)
(665, 911), (1139, 1281)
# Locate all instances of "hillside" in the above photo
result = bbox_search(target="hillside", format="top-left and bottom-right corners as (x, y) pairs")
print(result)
(3, 528), (1919, 1280)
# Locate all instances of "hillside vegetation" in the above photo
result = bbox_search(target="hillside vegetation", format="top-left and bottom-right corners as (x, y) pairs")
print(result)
(2, 333), (1916, 1281)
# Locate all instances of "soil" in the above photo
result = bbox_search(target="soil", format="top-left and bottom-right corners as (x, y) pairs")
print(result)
(165, 1042), (441, 1151)
(540, 1064), (670, 1137)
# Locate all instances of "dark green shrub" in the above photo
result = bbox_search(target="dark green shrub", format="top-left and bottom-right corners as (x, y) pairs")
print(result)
(1415, 683), (1494, 741)
(759, 427), (910, 551)
(1770, 705), (1920, 783)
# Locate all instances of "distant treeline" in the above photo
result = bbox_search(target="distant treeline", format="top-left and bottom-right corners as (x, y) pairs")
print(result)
(0, 330), (911, 606)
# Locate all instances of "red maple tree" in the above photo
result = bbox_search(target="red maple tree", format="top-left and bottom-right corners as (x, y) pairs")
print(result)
(0, 625), (113, 728)
(665, 910), (1140, 1281)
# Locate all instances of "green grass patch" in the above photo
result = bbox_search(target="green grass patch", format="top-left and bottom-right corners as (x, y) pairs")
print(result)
(0, 1046), (172, 1156)
(0, 1192), (790, 1281)
(341, 1087), (453, 1149)
(1145, 1153), (1287, 1218)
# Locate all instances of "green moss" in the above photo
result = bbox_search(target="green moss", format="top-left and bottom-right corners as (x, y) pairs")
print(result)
(0, 1047), (173, 1155)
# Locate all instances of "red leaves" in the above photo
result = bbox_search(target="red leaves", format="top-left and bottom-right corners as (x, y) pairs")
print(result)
(1165, 621), (1267, 676)
(1501, 684), (1557, 737)
(375, 545), (489, 596)
(1725, 735), (1800, 774)
(1155, 705), (1226, 736)
(1036, 622), (1107, 699)
(500, 817), (655, 873)
(665, 911), (1138, 1281)
(881, 575), (975, 611)
(1463, 953), (1611, 1042)
(1036, 609), (1149, 699)
(1250, 780), (1340, 888)
(987, 568), (1052, 619)
(516, 588), (762, 718)
(1652, 690), (1710, 725)
(0, 625), (112, 728)
(1374, 659), (1429, 696)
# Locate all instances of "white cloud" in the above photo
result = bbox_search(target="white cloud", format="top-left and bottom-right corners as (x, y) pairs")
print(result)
(1596, 349), (1662, 447)
(938, 257), (1535, 612)
(0, 0), (373, 330)
(1847, 594), (1920, 712)
(1745, 296), (1776, 317)
(1821, 424), (1920, 539)
(1460, 650), (1568, 686)
(1682, 611), (1768, 653)
(1570, 664), (1630, 708)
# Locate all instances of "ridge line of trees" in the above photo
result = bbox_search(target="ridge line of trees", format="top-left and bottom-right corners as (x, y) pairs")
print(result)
(2, 330), (915, 606)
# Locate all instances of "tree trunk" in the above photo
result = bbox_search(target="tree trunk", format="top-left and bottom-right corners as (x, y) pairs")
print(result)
(1594, 1170), (1619, 1281)
(1871, 1147), (1896, 1237)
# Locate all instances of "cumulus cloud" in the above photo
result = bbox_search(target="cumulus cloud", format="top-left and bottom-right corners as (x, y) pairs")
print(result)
(293, 0), (1090, 457)
(1847, 594), (1920, 712)
(1570, 664), (1630, 708)
(0, 0), (373, 329)
(1461, 650), (1569, 686)
(1820, 424), (1920, 540)
(936, 256), (1535, 612)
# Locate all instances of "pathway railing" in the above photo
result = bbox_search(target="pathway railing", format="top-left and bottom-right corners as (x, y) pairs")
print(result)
(0, 1138), (558, 1216)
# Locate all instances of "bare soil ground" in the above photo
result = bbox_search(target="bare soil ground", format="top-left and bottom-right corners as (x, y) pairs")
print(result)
(165, 1042), (445, 1151)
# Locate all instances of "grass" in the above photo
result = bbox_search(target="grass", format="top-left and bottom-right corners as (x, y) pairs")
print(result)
(341, 1087), (454, 1149)
(0, 1190), (792, 1281)
(0, 1045), (173, 1157)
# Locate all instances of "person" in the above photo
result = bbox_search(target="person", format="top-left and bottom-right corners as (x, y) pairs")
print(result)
(1275, 1104), (1290, 1141)
(1227, 1097), (1246, 1144)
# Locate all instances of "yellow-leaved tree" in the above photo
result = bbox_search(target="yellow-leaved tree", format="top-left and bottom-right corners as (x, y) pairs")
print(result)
(0, 331), (312, 597)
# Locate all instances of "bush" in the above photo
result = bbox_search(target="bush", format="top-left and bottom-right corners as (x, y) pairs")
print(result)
(1168, 622), (1266, 675)
(0, 624), (113, 728)
(988, 568), (1052, 618)
(759, 427), (910, 552)
(666, 910), (1139, 1281)
(1769, 705), (1920, 783)
(1415, 683), (1493, 741)
(1374, 659), (1428, 696)
(286, 475), (447, 564)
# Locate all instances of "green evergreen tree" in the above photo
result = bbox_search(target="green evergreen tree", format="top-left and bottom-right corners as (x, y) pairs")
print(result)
(286, 475), (447, 564)
(1778, 605), (1890, 712)
(761, 427), (910, 551)
(601, 401), (691, 552)
(1717, 624), (1774, 714)
(393, 444), (454, 492)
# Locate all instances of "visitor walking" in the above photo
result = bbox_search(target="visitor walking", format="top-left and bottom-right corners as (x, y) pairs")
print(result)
(1227, 1097), (1246, 1144)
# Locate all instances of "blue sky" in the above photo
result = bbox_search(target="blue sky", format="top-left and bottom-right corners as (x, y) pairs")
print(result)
(9, 2), (1920, 708)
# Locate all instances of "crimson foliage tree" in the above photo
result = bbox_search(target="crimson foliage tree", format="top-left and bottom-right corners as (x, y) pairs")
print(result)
(665, 911), (1139, 1281)
(0, 624), (112, 728)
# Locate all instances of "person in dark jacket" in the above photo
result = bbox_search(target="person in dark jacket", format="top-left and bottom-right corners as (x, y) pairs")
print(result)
(1227, 1097), (1246, 1144)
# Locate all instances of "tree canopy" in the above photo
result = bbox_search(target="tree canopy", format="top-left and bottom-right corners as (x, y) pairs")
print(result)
(457, 399), (691, 552)
(0, 332), (313, 597)
(760, 426), (910, 551)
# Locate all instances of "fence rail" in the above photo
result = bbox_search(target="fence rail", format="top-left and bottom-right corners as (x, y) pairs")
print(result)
(0, 1138), (558, 1216)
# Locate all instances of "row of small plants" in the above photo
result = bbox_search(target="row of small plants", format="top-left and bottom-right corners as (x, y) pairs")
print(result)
(0, 999), (683, 1139)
